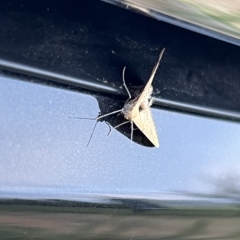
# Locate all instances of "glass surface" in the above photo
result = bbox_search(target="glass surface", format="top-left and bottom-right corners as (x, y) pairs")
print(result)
(1, 74), (240, 201)
(104, 0), (240, 46)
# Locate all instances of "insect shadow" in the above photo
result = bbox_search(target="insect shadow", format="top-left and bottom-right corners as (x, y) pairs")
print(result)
(92, 80), (155, 148)
(72, 48), (165, 147)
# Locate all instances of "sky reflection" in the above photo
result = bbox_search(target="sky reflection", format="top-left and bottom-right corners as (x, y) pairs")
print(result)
(1, 74), (240, 199)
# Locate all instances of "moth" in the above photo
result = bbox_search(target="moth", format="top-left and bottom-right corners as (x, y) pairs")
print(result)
(113, 48), (165, 147)
(74, 48), (165, 147)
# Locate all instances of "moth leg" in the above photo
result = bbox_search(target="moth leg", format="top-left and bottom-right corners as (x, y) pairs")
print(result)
(122, 66), (132, 102)
(86, 121), (98, 147)
(71, 109), (123, 147)
(86, 120), (114, 147)
(105, 121), (112, 132)
(95, 109), (123, 120)
(107, 120), (130, 136)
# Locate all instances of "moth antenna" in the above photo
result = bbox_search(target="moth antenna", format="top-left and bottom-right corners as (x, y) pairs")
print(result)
(107, 120), (130, 136)
(122, 66), (132, 102)
(69, 117), (96, 120)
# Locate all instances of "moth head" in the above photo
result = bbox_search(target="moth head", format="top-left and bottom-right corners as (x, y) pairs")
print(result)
(124, 115), (131, 120)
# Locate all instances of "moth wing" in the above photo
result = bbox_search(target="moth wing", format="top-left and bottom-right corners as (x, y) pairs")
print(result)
(133, 107), (159, 147)
(135, 48), (165, 106)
